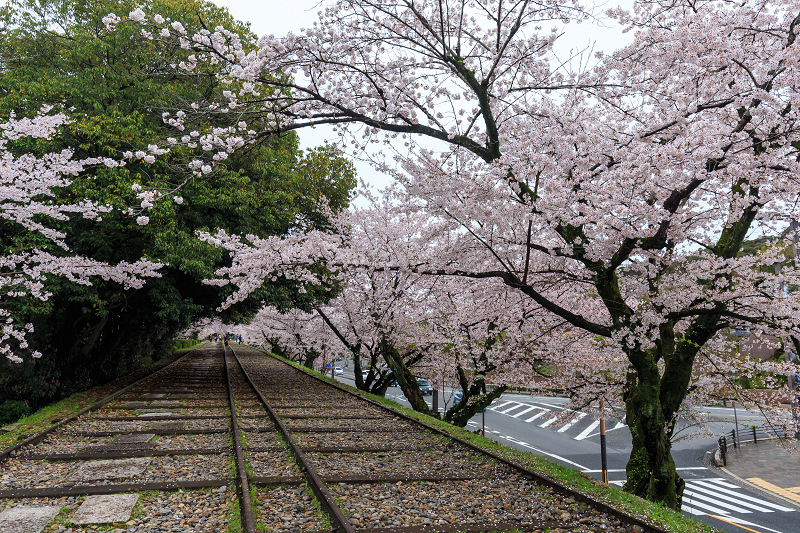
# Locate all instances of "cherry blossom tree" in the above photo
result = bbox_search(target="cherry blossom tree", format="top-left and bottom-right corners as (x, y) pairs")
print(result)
(117, 0), (800, 507)
(242, 306), (341, 370)
(0, 111), (162, 362)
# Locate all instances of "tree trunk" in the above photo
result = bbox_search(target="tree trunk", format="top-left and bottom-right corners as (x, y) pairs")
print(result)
(444, 364), (506, 427)
(622, 367), (684, 508)
(380, 337), (431, 415)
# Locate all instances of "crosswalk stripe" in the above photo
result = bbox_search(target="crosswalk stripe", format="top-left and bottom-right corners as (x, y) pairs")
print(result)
(583, 420), (628, 439)
(574, 420), (599, 440)
(539, 415), (559, 428)
(557, 412), (585, 432)
(524, 410), (549, 422)
(497, 402), (526, 414)
(509, 405), (540, 418)
(613, 478), (798, 518)
(692, 479), (796, 512)
(488, 400), (515, 411)
(681, 498), (733, 516)
(684, 484), (774, 513)
(682, 489), (753, 514)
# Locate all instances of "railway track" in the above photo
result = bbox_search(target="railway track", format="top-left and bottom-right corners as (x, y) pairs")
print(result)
(1, 343), (666, 532)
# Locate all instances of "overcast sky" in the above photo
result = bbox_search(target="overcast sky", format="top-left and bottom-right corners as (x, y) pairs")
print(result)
(216, 0), (322, 36)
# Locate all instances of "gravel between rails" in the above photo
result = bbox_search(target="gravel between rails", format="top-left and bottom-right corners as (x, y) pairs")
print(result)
(16, 433), (116, 456)
(255, 485), (330, 532)
(307, 450), (510, 478)
(65, 418), (230, 432)
(283, 417), (417, 431)
(243, 431), (284, 448)
(0, 489), (235, 532)
(238, 419), (277, 432)
(292, 430), (450, 450)
(330, 476), (634, 531)
(246, 451), (302, 477)
(273, 406), (386, 418)
(91, 408), (231, 418)
(1, 454), (230, 488)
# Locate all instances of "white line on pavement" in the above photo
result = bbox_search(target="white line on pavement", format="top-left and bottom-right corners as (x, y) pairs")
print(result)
(539, 415), (559, 428)
(509, 405), (540, 418)
(524, 410), (549, 422)
(574, 420), (599, 441)
(557, 412), (586, 432)
(500, 435), (590, 470)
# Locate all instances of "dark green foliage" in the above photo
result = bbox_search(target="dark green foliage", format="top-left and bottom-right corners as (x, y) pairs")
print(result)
(0, 0), (355, 411)
(173, 338), (200, 350)
(0, 400), (32, 425)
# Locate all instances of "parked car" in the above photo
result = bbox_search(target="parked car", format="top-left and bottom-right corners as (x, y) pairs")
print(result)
(417, 378), (433, 395)
(334, 366), (344, 375)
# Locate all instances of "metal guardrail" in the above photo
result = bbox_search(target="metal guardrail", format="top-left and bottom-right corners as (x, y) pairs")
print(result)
(718, 424), (791, 466)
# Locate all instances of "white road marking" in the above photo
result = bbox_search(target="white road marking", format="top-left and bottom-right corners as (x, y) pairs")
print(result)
(500, 435), (590, 470)
(488, 400), (515, 411)
(574, 420), (599, 441)
(685, 484), (774, 513)
(539, 415), (559, 428)
(524, 410), (549, 422)
(585, 420), (627, 438)
(693, 479), (795, 512)
(557, 412), (586, 432)
(509, 405), (540, 418)
(497, 403), (527, 414)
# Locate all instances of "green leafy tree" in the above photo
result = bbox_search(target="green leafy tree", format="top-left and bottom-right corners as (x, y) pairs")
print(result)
(0, 0), (355, 416)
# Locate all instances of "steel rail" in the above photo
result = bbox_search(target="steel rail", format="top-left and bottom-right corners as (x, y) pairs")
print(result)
(222, 343), (258, 533)
(0, 344), (207, 461)
(229, 345), (358, 533)
(256, 347), (671, 533)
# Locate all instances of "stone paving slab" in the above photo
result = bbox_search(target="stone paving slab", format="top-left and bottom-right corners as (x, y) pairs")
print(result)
(146, 421), (185, 431)
(135, 409), (173, 415)
(723, 438), (800, 508)
(112, 433), (155, 444)
(71, 494), (138, 524)
(119, 402), (150, 408)
(71, 457), (152, 482)
(93, 433), (156, 451)
(0, 505), (61, 533)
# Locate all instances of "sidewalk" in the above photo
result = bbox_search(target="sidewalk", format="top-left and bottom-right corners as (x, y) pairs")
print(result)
(720, 438), (800, 508)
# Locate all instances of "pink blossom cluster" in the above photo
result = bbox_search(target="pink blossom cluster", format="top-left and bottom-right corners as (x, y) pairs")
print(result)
(1, 112), (163, 362)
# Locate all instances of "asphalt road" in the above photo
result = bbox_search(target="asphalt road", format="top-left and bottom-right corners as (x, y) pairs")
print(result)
(333, 371), (798, 533)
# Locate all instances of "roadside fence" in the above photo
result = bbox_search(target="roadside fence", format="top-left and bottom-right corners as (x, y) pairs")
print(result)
(717, 425), (791, 466)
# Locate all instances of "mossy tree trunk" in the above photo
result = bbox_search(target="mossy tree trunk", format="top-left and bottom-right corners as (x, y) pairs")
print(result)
(380, 336), (432, 415)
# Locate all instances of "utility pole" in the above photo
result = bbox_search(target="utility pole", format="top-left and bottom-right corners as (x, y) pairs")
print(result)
(599, 398), (608, 484)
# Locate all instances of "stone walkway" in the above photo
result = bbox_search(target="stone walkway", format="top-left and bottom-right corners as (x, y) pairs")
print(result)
(722, 438), (800, 507)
